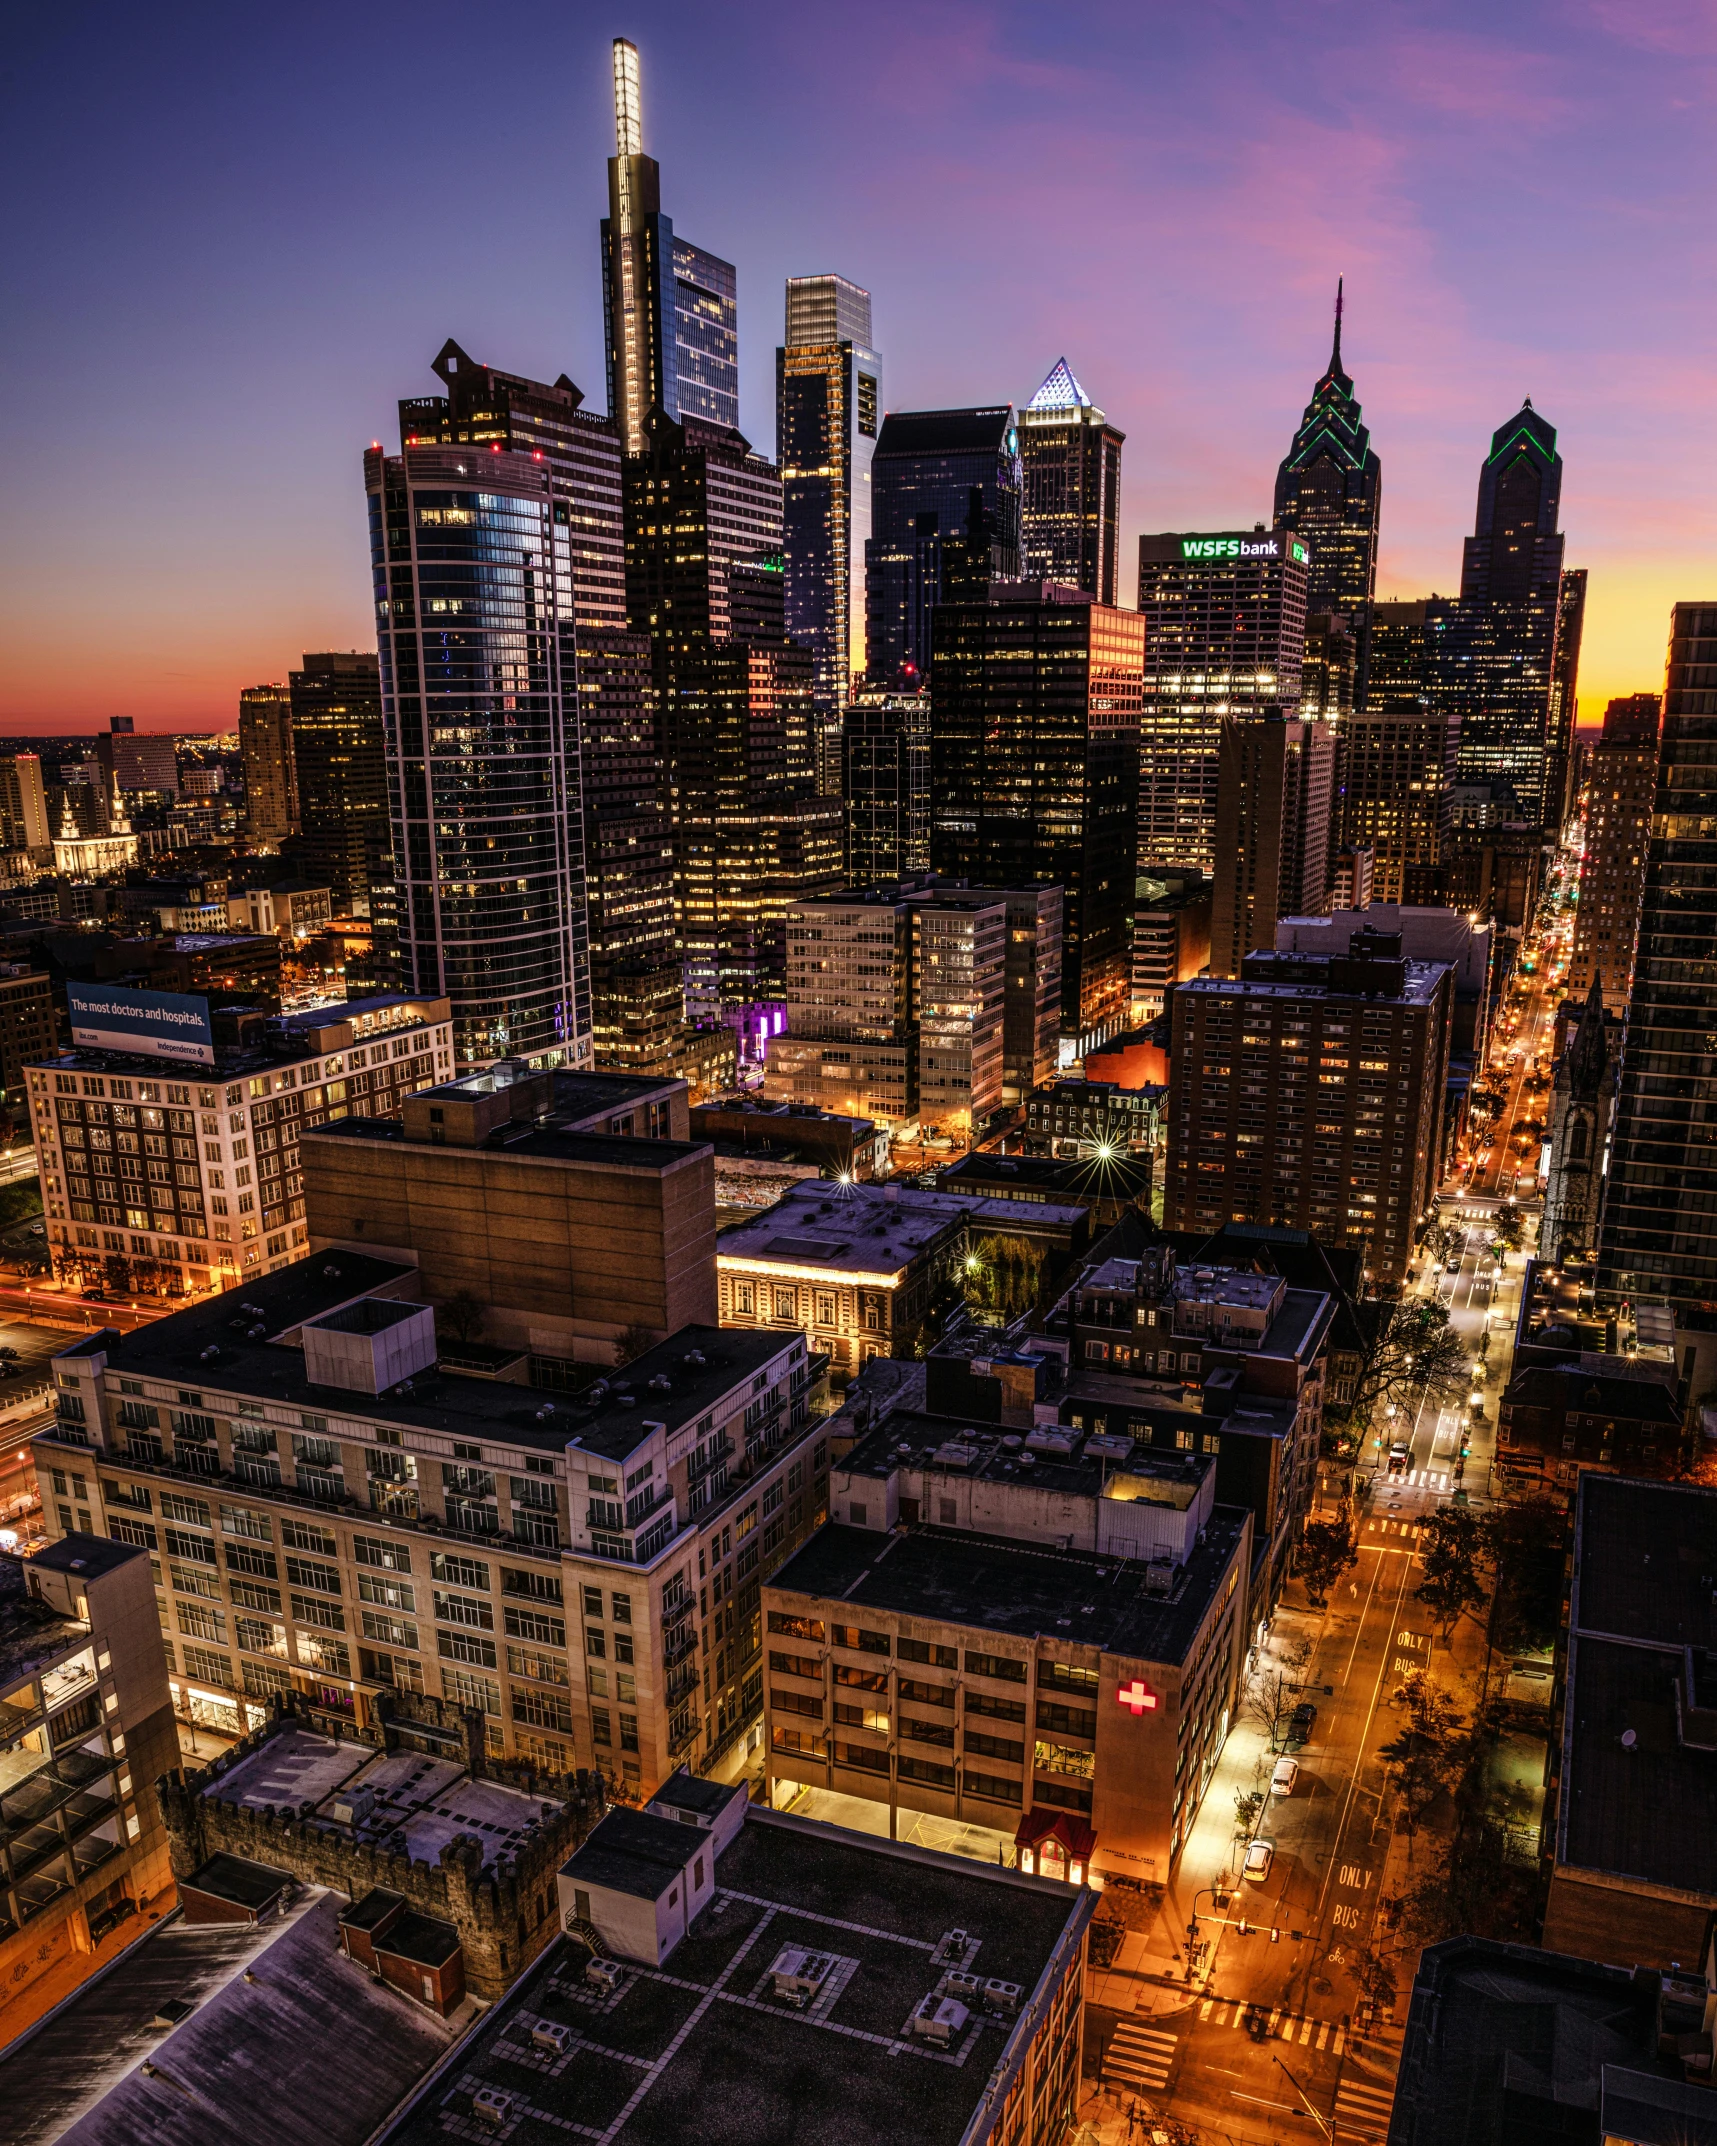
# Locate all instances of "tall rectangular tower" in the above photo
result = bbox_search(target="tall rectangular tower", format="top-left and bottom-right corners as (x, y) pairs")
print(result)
(1597, 605), (1717, 1310)
(930, 585), (1142, 1048)
(1335, 706), (1459, 903)
(601, 37), (737, 456)
(1018, 359), (1123, 604)
(288, 652), (387, 913)
(238, 684), (299, 844)
(366, 342), (599, 1069)
(1136, 528), (1310, 874)
(1209, 714), (1335, 977)
(778, 275), (879, 711)
(1569, 693), (1660, 1007)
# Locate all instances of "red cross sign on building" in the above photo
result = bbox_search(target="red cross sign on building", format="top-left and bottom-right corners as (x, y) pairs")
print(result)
(1117, 1678), (1158, 1714)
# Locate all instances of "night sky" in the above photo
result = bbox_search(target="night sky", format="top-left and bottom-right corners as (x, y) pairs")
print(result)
(4, 0), (1713, 732)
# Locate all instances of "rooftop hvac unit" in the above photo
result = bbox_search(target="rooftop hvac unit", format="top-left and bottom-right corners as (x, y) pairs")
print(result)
(1025, 1426), (1077, 1457)
(941, 1970), (982, 2001)
(331, 1786), (376, 1827)
(472, 2087), (513, 2126)
(769, 1946), (834, 2008)
(585, 1958), (624, 1994)
(531, 2021), (572, 2056)
(983, 1978), (1023, 2015)
(910, 1994), (970, 2048)
(934, 1928), (972, 1964)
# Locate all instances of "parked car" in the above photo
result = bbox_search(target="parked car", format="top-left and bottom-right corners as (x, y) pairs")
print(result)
(1444, 1255), (1462, 1273)
(1288, 1701), (1317, 1746)
(1388, 1442), (1412, 1473)
(1243, 1840), (1275, 1885)
(1271, 1756), (1300, 1797)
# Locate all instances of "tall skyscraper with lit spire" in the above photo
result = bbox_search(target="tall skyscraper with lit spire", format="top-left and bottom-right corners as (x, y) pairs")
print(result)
(1274, 281), (1382, 703)
(601, 37), (737, 453)
(1018, 359), (1123, 603)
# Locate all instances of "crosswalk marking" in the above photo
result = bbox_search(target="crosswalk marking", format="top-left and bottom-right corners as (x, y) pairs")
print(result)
(1333, 2026), (1346, 2053)
(1106, 2019), (1178, 2091)
(1316, 2022), (1329, 2050)
(1300, 2017), (1313, 2043)
(1199, 1998), (1212, 2020)
(1334, 2074), (1398, 2135)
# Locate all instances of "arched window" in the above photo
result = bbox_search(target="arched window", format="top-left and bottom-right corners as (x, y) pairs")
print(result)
(1568, 1120), (1588, 1161)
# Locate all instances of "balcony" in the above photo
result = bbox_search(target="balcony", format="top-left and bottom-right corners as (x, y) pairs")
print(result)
(7, 1822), (69, 1881)
(14, 1869), (70, 1922)
(663, 1621), (698, 1669)
(666, 1660), (700, 1707)
(70, 1830), (123, 1880)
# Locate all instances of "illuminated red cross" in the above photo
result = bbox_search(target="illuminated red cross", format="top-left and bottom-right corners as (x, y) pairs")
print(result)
(1117, 1679), (1158, 1715)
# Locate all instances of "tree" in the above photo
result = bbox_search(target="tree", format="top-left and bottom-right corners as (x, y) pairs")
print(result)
(1415, 1506), (1490, 1642)
(1296, 1515), (1358, 1606)
(439, 1288), (487, 1346)
(1232, 1787), (1264, 1842)
(1346, 1944), (1399, 2019)
(1336, 1298), (1471, 1438)
(1482, 1496), (1570, 1654)
(1245, 1666), (1298, 1751)
(1399, 1818), (1538, 1947)
(1378, 1671), (1466, 1837)
(1490, 1202), (1526, 1253)
(964, 1234), (1046, 1323)
(612, 1322), (657, 1368)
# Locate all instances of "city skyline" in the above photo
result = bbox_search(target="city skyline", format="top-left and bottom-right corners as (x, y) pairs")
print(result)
(5, 1), (1713, 730)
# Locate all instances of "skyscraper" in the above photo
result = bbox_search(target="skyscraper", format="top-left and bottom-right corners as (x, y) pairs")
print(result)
(1546, 566), (1589, 833)
(238, 683), (298, 843)
(842, 678), (930, 887)
(930, 583), (1143, 1047)
(1136, 527), (1310, 873)
(1438, 401), (1569, 825)
(601, 37), (738, 456)
(365, 344), (596, 1068)
(865, 408), (1021, 680)
(287, 652), (387, 914)
(1334, 706), (1458, 904)
(1597, 604), (1717, 1311)
(1569, 694), (1660, 1010)
(1274, 282), (1382, 704)
(1208, 714), (1335, 976)
(0, 754), (50, 852)
(778, 275), (879, 711)
(1017, 359), (1123, 604)
(1367, 599), (1433, 708)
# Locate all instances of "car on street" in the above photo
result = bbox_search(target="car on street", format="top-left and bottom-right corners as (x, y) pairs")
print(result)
(1243, 1840), (1275, 1885)
(1388, 1441), (1412, 1473)
(1288, 1701), (1317, 1746)
(1271, 1756), (1299, 1796)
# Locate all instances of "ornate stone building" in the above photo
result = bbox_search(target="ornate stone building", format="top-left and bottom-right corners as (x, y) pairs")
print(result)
(1544, 978), (1616, 1264)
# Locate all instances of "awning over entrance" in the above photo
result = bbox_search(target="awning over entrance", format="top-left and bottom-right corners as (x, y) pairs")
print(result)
(1014, 1808), (1097, 1881)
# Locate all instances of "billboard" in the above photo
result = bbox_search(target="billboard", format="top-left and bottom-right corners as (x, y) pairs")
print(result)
(1138, 529), (1310, 567)
(67, 983), (215, 1066)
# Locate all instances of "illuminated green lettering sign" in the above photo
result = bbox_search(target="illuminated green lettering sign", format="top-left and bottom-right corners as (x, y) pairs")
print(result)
(1177, 532), (1307, 564)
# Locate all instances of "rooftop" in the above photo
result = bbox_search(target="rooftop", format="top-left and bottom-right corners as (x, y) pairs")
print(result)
(563, 1808), (709, 1902)
(769, 1513), (1247, 1666)
(202, 1729), (559, 1874)
(840, 1407), (1210, 1507)
(1179, 954), (1450, 1007)
(718, 1181), (1086, 1279)
(1390, 1935), (1702, 2146)
(0, 1550), (91, 1694)
(381, 1807), (1088, 2146)
(64, 1260), (789, 1462)
(1558, 1476), (1717, 1898)
(0, 1887), (464, 2146)
(29, 990), (444, 1084)
(311, 1111), (702, 1174)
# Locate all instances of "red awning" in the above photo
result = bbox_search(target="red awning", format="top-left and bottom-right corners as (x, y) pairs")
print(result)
(1013, 1808), (1097, 1862)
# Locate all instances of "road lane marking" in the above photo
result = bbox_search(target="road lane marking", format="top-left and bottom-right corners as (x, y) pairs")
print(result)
(1199, 1998), (1213, 2019)
(1300, 2017), (1313, 2043)
(1317, 2023), (1329, 2049)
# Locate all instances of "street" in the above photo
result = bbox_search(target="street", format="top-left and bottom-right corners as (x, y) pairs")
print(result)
(1081, 860), (1578, 2142)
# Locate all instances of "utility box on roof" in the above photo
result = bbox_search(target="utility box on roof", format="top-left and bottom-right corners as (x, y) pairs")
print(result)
(302, 1298), (437, 1395)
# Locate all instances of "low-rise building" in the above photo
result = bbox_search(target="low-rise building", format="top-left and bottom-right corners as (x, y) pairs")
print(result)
(0, 1534), (180, 2035)
(716, 1179), (1089, 1379)
(1497, 1363), (1686, 1491)
(228, 880), (335, 942)
(1023, 1077), (1160, 1158)
(378, 1791), (1092, 2146)
(939, 1149), (1153, 1231)
(690, 1096), (885, 1182)
(34, 1261), (829, 1796)
(0, 964), (54, 1115)
(1131, 872), (1211, 1024)
(303, 1064), (714, 1369)
(28, 992), (454, 1299)
(763, 1446), (1250, 1886)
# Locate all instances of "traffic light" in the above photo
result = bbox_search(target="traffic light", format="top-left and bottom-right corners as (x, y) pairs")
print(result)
(1236, 1919), (1251, 1935)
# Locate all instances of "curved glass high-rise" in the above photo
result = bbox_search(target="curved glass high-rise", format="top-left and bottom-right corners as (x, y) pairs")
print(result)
(1274, 281), (1382, 704)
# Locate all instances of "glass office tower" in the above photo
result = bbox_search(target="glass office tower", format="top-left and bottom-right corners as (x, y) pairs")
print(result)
(601, 37), (737, 455)
(288, 652), (387, 913)
(930, 585), (1143, 1048)
(1018, 359), (1123, 604)
(778, 274), (879, 710)
(1274, 282), (1382, 705)
(865, 408), (1021, 680)
(366, 342), (597, 1068)
(1597, 603), (1717, 1314)
(1435, 401), (1570, 827)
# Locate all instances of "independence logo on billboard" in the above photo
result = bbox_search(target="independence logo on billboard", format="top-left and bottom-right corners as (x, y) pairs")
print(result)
(67, 984), (215, 1066)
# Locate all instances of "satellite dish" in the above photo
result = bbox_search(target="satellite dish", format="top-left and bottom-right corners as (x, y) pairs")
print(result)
(1621, 1729), (1638, 1751)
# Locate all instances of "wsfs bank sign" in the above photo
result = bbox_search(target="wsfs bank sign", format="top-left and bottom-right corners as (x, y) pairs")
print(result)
(1178, 534), (1309, 564)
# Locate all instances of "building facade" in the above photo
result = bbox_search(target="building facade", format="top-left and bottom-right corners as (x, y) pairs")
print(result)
(1598, 605), (1717, 1311)
(1568, 693), (1659, 1006)
(0, 1536), (179, 2035)
(601, 38), (737, 456)
(1335, 706), (1459, 905)
(1137, 529), (1310, 874)
(239, 685), (299, 844)
(1017, 360), (1123, 605)
(34, 1282), (828, 1799)
(931, 585), (1143, 1050)
(842, 680), (930, 888)
(865, 407), (1021, 681)
(29, 994), (454, 1300)
(1273, 285), (1382, 705)
(1543, 981), (1616, 1265)
(288, 652), (388, 914)
(0, 753), (51, 854)
(778, 274), (879, 711)
(1165, 930), (1454, 1281)
(1208, 714), (1335, 979)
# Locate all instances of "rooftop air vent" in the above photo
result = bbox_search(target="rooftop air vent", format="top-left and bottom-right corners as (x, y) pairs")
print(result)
(683, 1350), (706, 1369)
(247, 1326), (266, 1341)
(200, 1345), (221, 1362)
(649, 1375), (672, 1392)
(769, 1946), (834, 2009)
(586, 1382), (610, 1404)
(910, 1994), (969, 2048)
(535, 1404), (556, 1422)
(323, 1265), (342, 1278)
(614, 1393), (636, 1409)
(242, 1302), (266, 1317)
(472, 2087), (514, 2127)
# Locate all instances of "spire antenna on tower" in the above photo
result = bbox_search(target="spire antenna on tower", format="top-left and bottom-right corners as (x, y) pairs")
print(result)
(613, 38), (642, 157)
(1331, 275), (1344, 371)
